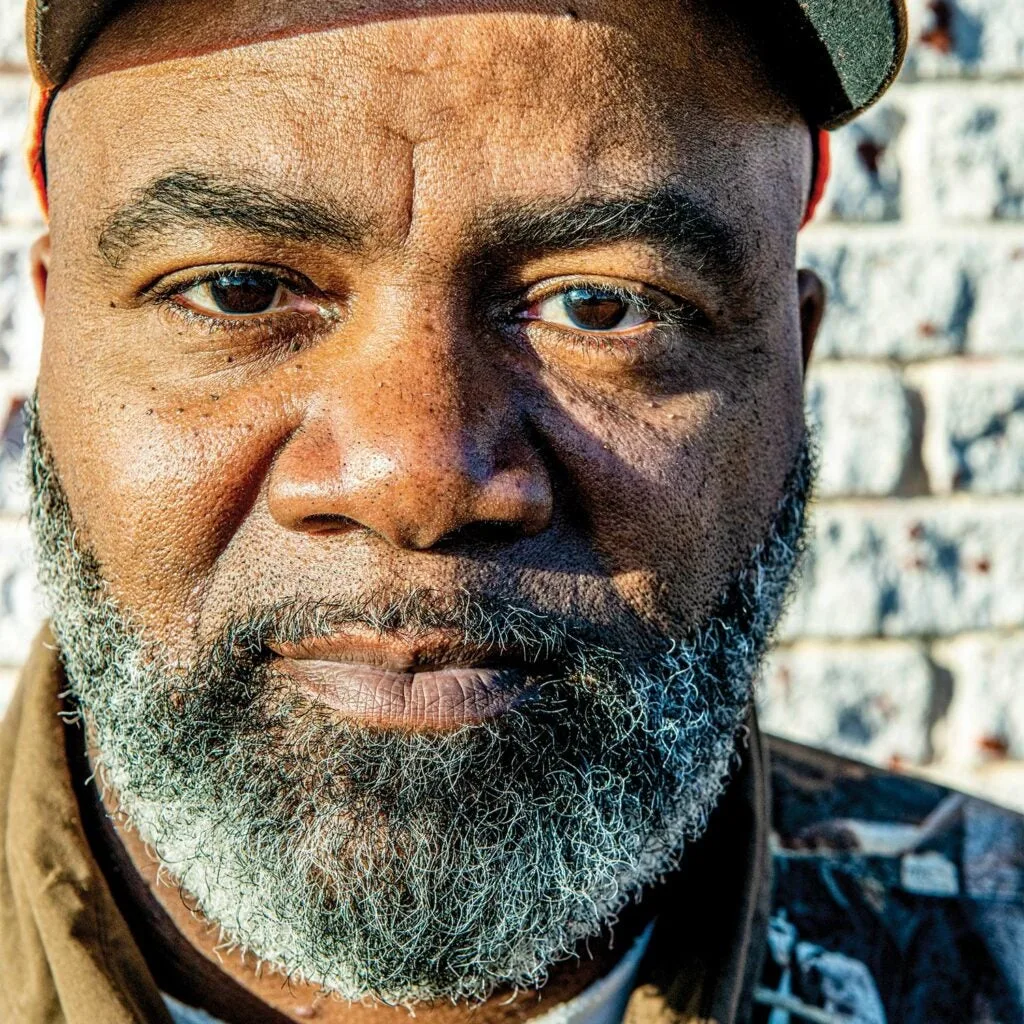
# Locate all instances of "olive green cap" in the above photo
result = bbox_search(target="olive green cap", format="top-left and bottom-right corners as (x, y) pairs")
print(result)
(26, 0), (907, 129)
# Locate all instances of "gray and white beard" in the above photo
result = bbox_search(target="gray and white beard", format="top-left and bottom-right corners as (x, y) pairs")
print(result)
(25, 399), (812, 1006)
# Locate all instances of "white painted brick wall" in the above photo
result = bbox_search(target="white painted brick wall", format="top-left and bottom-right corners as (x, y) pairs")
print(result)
(806, 362), (914, 496)
(969, 242), (1024, 355)
(0, 0), (26, 69)
(0, 516), (41, 667)
(904, 0), (1024, 79)
(0, 231), (42, 383)
(782, 499), (1024, 638)
(760, 640), (935, 765)
(797, 238), (972, 359)
(0, 77), (37, 226)
(815, 102), (906, 223)
(932, 631), (1024, 766)
(909, 359), (1024, 492)
(928, 88), (1024, 220)
(777, 1), (1024, 811)
(0, 1), (1021, 813)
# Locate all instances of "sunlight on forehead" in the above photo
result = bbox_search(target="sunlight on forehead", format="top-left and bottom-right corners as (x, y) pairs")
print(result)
(46, 0), (808, 259)
(69, 0), (698, 85)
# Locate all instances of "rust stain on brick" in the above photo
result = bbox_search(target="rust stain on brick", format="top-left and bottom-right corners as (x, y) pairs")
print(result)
(856, 139), (885, 175)
(920, 0), (955, 54)
(977, 734), (1010, 758)
(2, 397), (25, 452)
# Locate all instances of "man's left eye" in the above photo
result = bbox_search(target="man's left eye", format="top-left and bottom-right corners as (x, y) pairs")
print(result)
(526, 286), (656, 333)
(173, 270), (304, 317)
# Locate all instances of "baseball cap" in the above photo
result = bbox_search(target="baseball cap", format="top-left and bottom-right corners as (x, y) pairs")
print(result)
(22, 0), (907, 216)
(26, 0), (908, 125)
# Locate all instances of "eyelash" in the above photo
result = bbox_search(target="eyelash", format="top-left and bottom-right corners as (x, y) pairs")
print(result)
(148, 269), (708, 346)
(504, 282), (708, 353)
(149, 267), (327, 336)
(523, 281), (704, 327)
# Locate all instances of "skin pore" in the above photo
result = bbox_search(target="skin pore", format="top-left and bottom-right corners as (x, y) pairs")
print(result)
(30, 0), (825, 1020)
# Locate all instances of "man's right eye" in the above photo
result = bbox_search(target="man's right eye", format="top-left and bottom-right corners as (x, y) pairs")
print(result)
(170, 269), (318, 318)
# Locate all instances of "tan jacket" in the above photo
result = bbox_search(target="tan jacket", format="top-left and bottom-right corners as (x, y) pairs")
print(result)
(0, 629), (771, 1024)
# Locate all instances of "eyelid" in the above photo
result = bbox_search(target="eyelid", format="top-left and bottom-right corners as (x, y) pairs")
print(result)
(513, 276), (707, 329)
(142, 263), (321, 303)
(144, 265), (339, 340)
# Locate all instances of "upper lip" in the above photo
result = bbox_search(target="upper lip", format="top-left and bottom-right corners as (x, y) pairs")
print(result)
(265, 629), (534, 674)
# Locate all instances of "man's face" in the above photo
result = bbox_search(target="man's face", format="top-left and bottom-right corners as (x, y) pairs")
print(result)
(29, 0), (817, 1004)
(38, 0), (811, 659)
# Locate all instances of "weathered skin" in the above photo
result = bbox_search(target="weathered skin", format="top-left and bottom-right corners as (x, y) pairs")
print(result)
(30, 0), (825, 1019)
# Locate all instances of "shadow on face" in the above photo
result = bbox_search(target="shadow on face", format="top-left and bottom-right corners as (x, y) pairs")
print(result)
(32, 0), (820, 659)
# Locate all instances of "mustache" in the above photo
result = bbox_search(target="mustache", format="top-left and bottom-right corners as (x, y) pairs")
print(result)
(195, 587), (640, 674)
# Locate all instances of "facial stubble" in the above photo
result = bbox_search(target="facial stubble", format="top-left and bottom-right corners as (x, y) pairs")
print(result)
(25, 397), (812, 1005)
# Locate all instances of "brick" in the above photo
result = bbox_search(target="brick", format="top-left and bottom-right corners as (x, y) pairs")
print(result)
(904, 0), (1024, 79)
(0, 389), (27, 514)
(913, 760), (1024, 814)
(0, 230), (43, 386)
(909, 359), (1024, 493)
(0, 0), (27, 67)
(760, 640), (935, 765)
(806, 362), (913, 496)
(797, 238), (971, 359)
(969, 241), (1024, 354)
(931, 632), (1024, 769)
(0, 666), (17, 719)
(815, 103), (905, 223)
(780, 499), (1024, 639)
(928, 89), (1024, 220)
(0, 76), (42, 227)
(0, 517), (43, 667)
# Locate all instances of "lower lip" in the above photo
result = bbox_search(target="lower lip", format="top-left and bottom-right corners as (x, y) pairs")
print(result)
(274, 660), (531, 729)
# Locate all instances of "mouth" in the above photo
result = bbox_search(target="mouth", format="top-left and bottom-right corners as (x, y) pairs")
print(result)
(266, 629), (543, 730)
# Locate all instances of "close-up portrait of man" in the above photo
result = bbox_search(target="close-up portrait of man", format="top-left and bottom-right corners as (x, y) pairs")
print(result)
(0, 0), (1021, 1022)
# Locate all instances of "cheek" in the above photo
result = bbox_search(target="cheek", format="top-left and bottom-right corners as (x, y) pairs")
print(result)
(537, 362), (803, 631)
(38, 358), (295, 640)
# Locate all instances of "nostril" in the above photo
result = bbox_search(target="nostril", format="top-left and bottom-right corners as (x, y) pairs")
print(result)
(432, 519), (532, 551)
(299, 513), (361, 535)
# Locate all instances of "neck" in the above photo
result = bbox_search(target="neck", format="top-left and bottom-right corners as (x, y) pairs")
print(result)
(68, 718), (654, 1024)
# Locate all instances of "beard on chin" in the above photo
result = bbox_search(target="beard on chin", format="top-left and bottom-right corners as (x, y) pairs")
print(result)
(23, 396), (814, 1006)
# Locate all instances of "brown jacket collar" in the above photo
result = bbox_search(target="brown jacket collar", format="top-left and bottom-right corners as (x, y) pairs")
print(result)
(0, 628), (770, 1024)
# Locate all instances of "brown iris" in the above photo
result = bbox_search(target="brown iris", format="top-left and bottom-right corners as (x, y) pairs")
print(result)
(208, 272), (280, 314)
(563, 288), (630, 330)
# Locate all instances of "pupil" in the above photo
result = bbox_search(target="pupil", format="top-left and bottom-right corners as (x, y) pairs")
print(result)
(210, 273), (279, 314)
(564, 289), (627, 330)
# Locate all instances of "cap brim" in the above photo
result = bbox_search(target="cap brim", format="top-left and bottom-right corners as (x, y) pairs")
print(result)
(743, 0), (908, 129)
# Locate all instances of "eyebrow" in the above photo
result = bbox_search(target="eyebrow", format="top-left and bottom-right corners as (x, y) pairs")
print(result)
(97, 170), (364, 266)
(470, 184), (747, 281)
(97, 171), (746, 283)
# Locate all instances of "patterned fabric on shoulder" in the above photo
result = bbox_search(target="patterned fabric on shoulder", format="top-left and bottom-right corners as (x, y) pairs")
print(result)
(754, 738), (1024, 1024)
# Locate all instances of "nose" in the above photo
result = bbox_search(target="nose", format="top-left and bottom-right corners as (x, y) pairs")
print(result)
(267, 343), (554, 551)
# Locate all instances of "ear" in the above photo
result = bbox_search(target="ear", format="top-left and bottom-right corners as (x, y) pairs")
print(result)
(30, 233), (51, 310)
(797, 268), (825, 371)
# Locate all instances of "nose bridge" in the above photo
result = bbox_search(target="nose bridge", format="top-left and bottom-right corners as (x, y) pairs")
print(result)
(346, 331), (495, 495)
(267, 314), (552, 548)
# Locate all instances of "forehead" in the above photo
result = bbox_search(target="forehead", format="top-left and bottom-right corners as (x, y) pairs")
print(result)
(44, 0), (808, 243)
